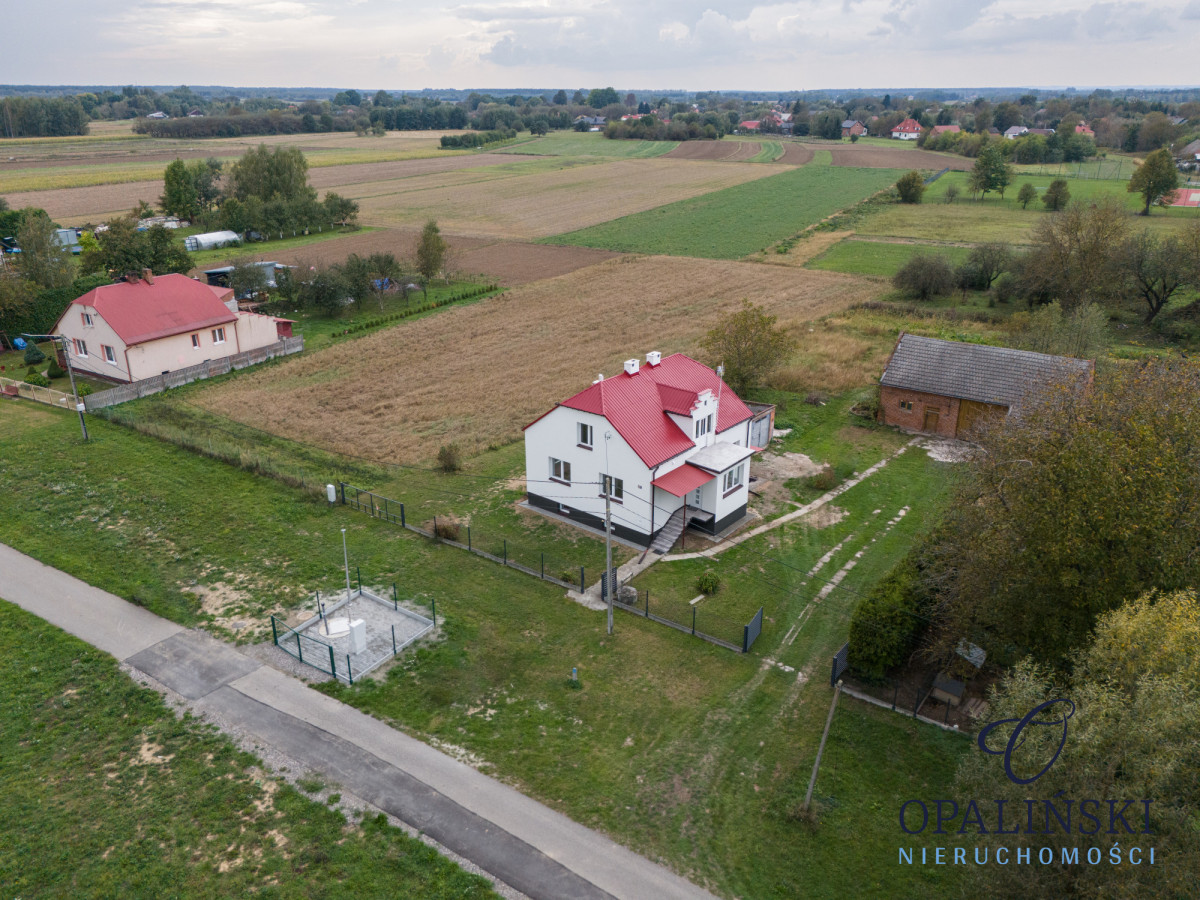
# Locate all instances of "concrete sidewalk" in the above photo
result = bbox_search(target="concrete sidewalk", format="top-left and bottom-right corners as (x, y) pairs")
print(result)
(0, 542), (717, 900)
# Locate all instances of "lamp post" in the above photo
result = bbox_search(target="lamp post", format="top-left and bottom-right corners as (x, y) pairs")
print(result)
(22, 333), (87, 441)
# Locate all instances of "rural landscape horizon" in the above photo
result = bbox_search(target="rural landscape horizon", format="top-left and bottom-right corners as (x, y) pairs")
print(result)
(2, 22), (1199, 900)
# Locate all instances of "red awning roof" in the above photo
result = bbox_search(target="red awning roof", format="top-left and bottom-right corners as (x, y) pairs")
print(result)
(652, 464), (715, 497)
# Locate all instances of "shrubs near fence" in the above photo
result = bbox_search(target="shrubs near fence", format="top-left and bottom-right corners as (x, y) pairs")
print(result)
(333, 284), (499, 337)
(847, 553), (932, 682)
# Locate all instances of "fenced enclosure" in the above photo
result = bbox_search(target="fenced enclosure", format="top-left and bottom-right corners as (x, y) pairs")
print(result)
(339, 482), (594, 593)
(83, 335), (304, 411)
(613, 588), (763, 653)
(271, 586), (434, 684)
(1015, 158), (1131, 181)
(1, 375), (75, 408)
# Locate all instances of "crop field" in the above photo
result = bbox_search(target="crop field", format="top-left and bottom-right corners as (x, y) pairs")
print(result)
(826, 143), (971, 170)
(348, 156), (780, 239)
(190, 256), (882, 463)
(663, 140), (761, 161)
(807, 237), (973, 277)
(545, 164), (904, 258)
(497, 132), (678, 158)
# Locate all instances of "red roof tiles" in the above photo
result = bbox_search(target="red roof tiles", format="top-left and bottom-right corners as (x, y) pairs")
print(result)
(652, 464), (715, 497)
(67, 274), (236, 347)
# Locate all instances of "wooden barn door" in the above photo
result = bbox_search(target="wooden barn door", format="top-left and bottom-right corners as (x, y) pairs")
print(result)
(956, 400), (1007, 438)
(922, 409), (940, 433)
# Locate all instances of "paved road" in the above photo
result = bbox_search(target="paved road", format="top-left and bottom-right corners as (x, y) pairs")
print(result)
(1, 542), (717, 900)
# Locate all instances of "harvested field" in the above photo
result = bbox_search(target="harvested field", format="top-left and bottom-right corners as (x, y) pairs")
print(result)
(4, 153), (540, 224)
(828, 144), (972, 170)
(663, 141), (759, 162)
(349, 157), (779, 239)
(201, 227), (619, 286)
(777, 143), (815, 166)
(192, 257), (882, 463)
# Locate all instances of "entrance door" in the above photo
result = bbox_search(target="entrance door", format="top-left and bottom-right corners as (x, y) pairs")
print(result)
(922, 409), (940, 433)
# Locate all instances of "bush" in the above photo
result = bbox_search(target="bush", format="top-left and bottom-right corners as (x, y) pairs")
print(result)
(895, 170), (926, 204)
(695, 571), (721, 594)
(847, 554), (931, 682)
(892, 254), (955, 300)
(943, 183), (960, 204)
(433, 519), (461, 541)
(993, 272), (1018, 304)
(1042, 179), (1070, 211)
(23, 371), (50, 387)
(76, 383), (94, 397)
(804, 390), (829, 406)
(23, 344), (46, 365)
(436, 443), (462, 473)
(45, 358), (65, 379)
(805, 465), (838, 491)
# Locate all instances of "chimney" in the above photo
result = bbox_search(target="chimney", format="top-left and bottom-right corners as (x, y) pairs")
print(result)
(646, 351), (661, 367)
(623, 358), (640, 376)
(142, 268), (154, 284)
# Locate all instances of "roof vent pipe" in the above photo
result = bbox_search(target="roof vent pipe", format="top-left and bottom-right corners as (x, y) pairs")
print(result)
(624, 358), (640, 376)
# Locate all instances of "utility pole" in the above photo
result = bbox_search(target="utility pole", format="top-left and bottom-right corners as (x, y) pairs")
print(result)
(604, 431), (614, 635)
(803, 681), (843, 812)
(23, 333), (87, 441)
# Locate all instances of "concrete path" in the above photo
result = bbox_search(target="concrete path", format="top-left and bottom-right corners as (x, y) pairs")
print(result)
(0, 542), (717, 900)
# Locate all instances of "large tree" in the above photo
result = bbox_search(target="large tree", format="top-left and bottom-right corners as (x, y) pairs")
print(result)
(698, 299), (795, 395)
(1127, 147), (1180, 215)
(585, 87), (620, 109)
(15, 211), (75, 289)
(415, 220), (448, 282)
(1116, 226), (1198, 322)
(926, 358), (1200, 666)
(226, 145), (313, 204)
(82, 219), (192, 277)
(1017, 197), (1129, 309)
(969, 142), (1014, 199)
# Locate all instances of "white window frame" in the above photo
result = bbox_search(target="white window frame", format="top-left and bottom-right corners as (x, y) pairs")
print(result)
(723, 463), (745, 493)
(191, 333), (200, 349)
(102, 344), (116, 364)
(577, 422), (593, 448)
(72, 338), (88, 357)
(211, 327), (226, 344)
(695, 414), (713, 438)
(550, 457), (571, 484)
(81, 312), (94, 328)
(601, 472), (624, 502)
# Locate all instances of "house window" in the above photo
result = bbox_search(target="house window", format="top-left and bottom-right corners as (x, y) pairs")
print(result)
(550, 457), (571, 484)
(899, 400), (913, 411)
(191, 334), (200, 349)
(601, 473), (624, 501)
(695, 414), (713, 438)
(81, 312), (94, 327)
(72, 338), (88, 357)
(723, 464), (745, 493)
(578, 422), (593, 448)
(102, 345), (116, 364)
(211, 327), (226, 344)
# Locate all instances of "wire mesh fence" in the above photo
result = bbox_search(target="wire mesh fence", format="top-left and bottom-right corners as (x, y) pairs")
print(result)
(612, 588), (763, 653)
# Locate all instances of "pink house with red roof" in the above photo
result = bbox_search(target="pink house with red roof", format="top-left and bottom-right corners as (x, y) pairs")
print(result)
(51, 271), (294, 384)
(524, 352), (773, 550)
(891, 118), (923, 140)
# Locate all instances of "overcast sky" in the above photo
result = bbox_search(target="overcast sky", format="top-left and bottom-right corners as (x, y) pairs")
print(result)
(5, 0), (1197, 92)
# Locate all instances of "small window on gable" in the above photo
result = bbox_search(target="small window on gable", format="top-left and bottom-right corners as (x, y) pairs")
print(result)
(81, 312), (94, 327)
(578, 422), (593, 447)
(695, 415), (712, 438)
(191, 334), (200, 349)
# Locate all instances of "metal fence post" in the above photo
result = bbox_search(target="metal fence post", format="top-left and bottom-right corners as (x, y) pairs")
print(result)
(271, 617), (278, 646)
(329, 645), (336, 677)
(383, 497), (388, 521)
(393, 583), (398, 609)
(580, 567), (585, 593)
(645, 590), (649, 615)
(347, 655), (353, 685)
(503, 540), (507, 565)
(297, 633), (303, 664)
(541, 553), (544, 579)
(692, 607), (696, 635)
(400, 503), (405, 527)
(468, 526), (471, 551)
(432, 597), (436, 626)
(369, 493), (375, 517)
(339, 482), (346, 504)
(392, 624), (397, 655)
(434, 515), (438, 539)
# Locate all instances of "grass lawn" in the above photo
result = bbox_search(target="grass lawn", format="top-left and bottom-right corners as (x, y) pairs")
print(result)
(495, 131), (678, 158)
(861, 171), (1200, 244)
(543, 165), (903, 259)
(807, 238), (973, 277)
(187, 225), (377, 267)
(0, 387), (966, 899)
(0, 599), (498, 899)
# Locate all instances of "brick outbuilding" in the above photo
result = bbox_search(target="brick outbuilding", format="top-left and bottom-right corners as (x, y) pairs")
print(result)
(879, 334), (1094, 438)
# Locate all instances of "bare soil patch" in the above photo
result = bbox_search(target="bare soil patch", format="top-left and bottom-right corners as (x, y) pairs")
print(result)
(14, 180), (166, 224)
(455, 242), (621, 285)
(775, 143), (816, 166)
(828, 145), (972, 171)
(193, 257), (882, 463)
(664, 141), (757, 162)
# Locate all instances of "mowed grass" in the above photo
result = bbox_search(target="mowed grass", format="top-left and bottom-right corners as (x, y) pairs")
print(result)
(189, 256), (883, 463)
(496, 131), (678, 158)
(0, 599), (498, 899)
(544, 165), (903, 258)
(861, 170), (1200, 244)
(808, 238), (973, 277)
(0, 393), (966, 900)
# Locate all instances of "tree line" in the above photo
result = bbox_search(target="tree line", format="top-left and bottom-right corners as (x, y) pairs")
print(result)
(0, 96), (89, 137)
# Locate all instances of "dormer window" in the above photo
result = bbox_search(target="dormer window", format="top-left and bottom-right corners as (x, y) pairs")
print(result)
(578, 422), (593, 448)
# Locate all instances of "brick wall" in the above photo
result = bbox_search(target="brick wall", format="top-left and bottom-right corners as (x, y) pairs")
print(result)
(880, 385), (961, 438)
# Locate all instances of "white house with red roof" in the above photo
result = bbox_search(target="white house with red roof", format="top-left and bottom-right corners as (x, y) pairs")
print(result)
(524, 352), (773, 550)
(891, 118), (923, 140)
(51, 271), (293, 384)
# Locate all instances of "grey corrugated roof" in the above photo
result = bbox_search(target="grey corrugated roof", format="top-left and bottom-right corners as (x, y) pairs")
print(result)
(880, 334), (1093, 408)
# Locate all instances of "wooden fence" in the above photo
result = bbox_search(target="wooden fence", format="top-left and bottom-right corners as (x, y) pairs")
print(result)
(0, 375), (75, 408)
(83, 335), (304, 411)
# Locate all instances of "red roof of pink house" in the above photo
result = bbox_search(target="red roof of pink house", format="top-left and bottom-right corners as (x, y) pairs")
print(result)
(527, 353), (753, 468)
(930, 124), (960, 135)
(1075, 124), (1094, 135)
(740, 120), (760, 130)
(65, 273), (237, 347)
(892, 118), (922, 133)
(652, 464), (715, 497)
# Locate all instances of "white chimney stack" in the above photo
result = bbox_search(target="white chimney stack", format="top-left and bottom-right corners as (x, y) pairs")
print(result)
(646, 351), (661, 367)
(624, 358), (640, 376)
